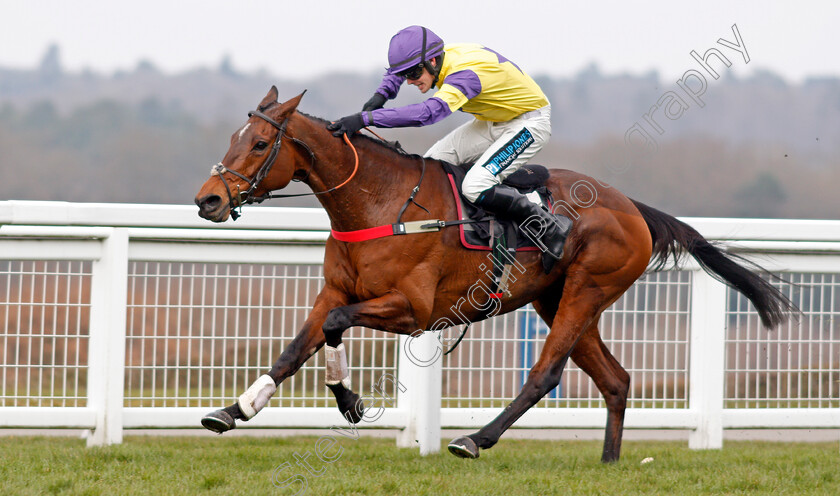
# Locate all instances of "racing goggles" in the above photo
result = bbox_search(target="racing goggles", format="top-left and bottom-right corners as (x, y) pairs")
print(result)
(398, 63), (426, 80)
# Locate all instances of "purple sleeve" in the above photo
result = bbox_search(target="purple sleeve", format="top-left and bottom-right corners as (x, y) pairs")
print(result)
(443, 70), (482, 99)
(376, 73), (405, 100)
(364, 97), (452, 128)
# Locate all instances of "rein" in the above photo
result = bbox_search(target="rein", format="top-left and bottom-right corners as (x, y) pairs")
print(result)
(211, 109), (473, 239)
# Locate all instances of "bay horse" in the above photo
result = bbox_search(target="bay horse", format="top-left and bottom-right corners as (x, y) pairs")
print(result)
(194, 87), (792, 462)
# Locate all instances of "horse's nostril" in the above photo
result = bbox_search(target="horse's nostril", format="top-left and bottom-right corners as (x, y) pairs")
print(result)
(197, 195), (222, 212)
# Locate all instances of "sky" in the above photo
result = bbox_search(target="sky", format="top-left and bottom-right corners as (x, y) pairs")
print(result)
(1, 1), (837, 83)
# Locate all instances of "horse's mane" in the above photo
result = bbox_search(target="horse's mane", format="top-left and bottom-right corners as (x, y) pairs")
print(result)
(296, 110), (426, 161)
(258, 96), (427, 164)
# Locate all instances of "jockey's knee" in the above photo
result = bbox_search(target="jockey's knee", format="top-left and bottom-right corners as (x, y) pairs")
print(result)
(462, 166), (499, 203)
(462, 184), (485, 204)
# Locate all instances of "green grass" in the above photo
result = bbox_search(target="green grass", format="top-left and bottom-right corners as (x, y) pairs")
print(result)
(0, 435), (837, 495)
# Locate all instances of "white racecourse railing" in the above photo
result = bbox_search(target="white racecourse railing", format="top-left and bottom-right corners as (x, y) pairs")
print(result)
(0, 200), (838, 452)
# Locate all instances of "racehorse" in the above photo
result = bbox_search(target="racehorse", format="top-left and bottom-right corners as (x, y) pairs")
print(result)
(194, 87), (793, 462)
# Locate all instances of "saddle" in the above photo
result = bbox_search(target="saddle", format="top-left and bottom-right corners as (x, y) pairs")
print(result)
(440, 161), (554, 252)
(437, 161), (556, 305)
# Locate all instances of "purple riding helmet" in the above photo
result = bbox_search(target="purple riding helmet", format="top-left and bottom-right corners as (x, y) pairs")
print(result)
(387, 25), (445, 83)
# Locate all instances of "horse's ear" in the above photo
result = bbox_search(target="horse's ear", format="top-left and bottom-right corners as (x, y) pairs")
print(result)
(279, 90), (307, 115)
(258, 85), (279, 110)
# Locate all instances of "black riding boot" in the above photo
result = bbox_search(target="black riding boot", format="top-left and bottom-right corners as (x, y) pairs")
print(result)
(475, 185), (572, 273)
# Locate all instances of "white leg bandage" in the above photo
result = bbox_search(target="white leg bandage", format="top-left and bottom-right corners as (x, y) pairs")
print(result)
(325, 343), (351, 389)
(238, 374), (277, 420)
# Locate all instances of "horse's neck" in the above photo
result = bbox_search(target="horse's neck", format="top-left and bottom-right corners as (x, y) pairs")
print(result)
(307, 133), (419, 232)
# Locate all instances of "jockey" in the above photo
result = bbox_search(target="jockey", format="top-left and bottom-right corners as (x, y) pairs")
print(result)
(328, 25), (571, 272)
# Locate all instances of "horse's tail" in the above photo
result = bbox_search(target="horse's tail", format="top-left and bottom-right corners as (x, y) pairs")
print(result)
(631, 199), (795, 329)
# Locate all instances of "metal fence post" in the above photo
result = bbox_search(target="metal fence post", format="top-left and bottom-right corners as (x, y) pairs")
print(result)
(86, 228), (129, 446)
(688, 269), (727, 449)
(396, 332), (442, 455)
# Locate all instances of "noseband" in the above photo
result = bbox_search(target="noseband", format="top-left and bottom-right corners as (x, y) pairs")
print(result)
(210, 109), (316, 220)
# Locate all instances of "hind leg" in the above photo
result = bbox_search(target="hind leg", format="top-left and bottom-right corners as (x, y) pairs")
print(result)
(448, 273), (608, 458)
(533, 298), (630, 462)
(571, 326), (630, 462)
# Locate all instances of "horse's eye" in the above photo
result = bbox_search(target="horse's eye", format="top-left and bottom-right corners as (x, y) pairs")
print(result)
(253, 141), (268, 151)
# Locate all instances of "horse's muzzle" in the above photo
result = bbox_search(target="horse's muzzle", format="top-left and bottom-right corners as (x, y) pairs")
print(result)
(195, 194), (228, 222)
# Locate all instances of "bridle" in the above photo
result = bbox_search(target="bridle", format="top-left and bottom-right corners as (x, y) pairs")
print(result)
(210, 106), (365, 220)
(211, 109), (295, 219)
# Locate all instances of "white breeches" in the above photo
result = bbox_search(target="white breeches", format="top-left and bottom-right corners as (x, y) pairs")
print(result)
(425, 106), (551, 202)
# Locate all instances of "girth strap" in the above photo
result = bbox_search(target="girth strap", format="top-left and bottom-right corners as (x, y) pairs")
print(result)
(330, 217), (491, 242)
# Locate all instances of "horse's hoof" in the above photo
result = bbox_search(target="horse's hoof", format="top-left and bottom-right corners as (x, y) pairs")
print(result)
(342, 396), (365, 425)
(201, 409), (236, 434)
(448, 436), (479, 459)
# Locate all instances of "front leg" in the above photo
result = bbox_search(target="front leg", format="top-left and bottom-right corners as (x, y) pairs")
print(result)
(201, 286), (348, 433)
(322, 291), (419, 424)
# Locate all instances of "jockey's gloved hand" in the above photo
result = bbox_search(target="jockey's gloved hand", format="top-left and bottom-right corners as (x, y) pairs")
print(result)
(362, 92), (387, 112)
(327, 113), (365, 137)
